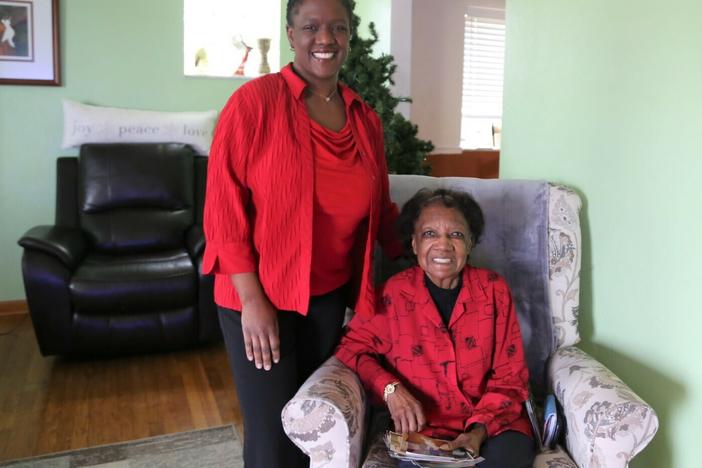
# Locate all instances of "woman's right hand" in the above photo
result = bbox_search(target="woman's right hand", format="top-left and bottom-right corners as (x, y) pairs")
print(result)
(241, 295), (280, 371)
(232, 272), (280, 371)
(386, 384), (426, 434)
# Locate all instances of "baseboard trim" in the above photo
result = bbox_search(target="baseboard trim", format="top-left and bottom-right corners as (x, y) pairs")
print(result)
(0, 300), (28, 316)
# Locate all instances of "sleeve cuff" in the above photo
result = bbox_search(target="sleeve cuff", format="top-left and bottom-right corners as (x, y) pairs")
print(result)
(369, 368), (399, 403)
(465, 415), (495, 436)
(202, 241), (256, 274)
(335, 350), (397, 404)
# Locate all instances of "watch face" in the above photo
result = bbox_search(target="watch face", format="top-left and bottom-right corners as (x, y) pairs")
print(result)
(384, 382), (398, 401)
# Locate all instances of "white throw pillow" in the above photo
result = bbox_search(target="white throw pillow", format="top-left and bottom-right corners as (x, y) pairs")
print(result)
(61, 99), (218, 155)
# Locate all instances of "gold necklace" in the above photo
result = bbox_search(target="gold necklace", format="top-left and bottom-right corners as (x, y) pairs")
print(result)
(307, 87), (338, 103)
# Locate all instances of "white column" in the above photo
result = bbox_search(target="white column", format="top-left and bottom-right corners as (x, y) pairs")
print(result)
(390, 0), (413, 119)
(409, 0), (464, 154)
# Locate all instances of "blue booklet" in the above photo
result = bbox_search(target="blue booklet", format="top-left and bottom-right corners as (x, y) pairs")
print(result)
(525, 395), (544, 451)
(525, 393), (562, 451)
(542, 394), (561, 449)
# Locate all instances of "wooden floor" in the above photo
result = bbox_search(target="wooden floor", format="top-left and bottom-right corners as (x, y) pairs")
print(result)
(0, 310), (243, 462)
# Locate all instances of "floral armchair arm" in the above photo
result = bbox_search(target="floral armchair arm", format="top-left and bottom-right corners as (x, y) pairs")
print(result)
(282, 357), (366, 468)
(550, 347), (659, 468)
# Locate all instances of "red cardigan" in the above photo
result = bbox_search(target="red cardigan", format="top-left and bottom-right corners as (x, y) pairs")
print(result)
(335, 265), (532, 439)
(203, 64), (401, 315)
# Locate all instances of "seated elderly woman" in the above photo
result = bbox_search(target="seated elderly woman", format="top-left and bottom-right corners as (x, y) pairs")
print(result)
(335, 188), (535, 468)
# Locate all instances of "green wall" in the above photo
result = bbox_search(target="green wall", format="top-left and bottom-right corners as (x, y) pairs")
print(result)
(354, 0), (391, 55)
(502, 1), (702, 467)
(0, 0), (293, 300)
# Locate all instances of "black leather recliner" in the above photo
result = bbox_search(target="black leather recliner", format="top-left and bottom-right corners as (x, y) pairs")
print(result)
(18, 143), (220, 356)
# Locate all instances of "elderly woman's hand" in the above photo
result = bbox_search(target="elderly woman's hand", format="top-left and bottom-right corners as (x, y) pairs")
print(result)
(439, 424), (487, 458)
(386, 384), (426, 434)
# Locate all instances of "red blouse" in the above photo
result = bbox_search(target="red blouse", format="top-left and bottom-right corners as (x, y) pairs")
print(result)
(335, 265), (532, 439)
(203, 64), (402, 315)
(310, 119), (372, 296)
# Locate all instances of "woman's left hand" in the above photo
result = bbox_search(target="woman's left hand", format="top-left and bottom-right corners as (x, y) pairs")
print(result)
(439, 424), (487, 458)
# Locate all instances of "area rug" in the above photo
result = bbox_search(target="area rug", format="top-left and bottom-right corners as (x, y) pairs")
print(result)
(0, 425), (243, 468)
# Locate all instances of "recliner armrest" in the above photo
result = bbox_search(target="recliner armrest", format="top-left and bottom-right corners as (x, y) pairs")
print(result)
(186, 224), (205, 259)
(550, 346), (659, 468)
(282, 357), (366, 468)
(18, 225), (87, 270)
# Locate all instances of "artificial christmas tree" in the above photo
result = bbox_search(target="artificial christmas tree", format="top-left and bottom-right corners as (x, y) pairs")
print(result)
(340, 8), (433, 174)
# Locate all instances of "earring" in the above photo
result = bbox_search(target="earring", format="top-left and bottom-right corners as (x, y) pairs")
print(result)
(289, 45), (295, 51)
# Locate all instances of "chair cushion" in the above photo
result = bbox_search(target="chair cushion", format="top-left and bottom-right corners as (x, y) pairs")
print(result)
(71, 307), (198, 355)
(533, 446), (578, 468)
(78, 143), (195, 252)
(362, 432), (396, 467)
(80, 208), (193, 252)
(70, 248), (196, 313)
(79, 143), (194, 212)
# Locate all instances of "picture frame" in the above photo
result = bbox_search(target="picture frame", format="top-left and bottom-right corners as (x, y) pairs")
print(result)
(0, 0), (60, 86)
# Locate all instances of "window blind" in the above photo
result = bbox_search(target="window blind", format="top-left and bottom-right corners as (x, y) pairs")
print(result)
(461, 7), (505, 149)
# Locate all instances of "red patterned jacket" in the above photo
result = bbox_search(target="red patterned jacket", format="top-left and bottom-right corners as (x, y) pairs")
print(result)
(335, 265), (532, 439)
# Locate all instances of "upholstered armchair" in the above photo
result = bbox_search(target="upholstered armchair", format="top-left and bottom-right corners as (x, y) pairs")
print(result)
(18, 143), (220, 356)
(282, 175), (658, 468)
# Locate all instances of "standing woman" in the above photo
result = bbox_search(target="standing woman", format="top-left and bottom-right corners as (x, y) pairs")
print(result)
(203, 0), (402, 466)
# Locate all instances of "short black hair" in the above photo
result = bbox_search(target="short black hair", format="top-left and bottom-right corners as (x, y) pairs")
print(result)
(286, 0), (354, 29)
(396, 188), (485, 258)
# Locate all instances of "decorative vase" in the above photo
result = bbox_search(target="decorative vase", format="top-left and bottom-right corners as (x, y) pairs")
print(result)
(258, 38), (271, 75)
(232, 36), (252, 76)
(234, 44), (252, 76)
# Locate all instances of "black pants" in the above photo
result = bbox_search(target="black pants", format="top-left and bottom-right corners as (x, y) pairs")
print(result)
(397, 430), (535, 468)
(218, 285), (347, 468)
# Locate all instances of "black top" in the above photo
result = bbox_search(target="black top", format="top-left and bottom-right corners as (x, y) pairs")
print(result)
(424, 273), (463, 326)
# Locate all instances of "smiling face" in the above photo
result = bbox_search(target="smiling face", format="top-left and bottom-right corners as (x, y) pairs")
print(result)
(286, 0), (350, 90)
(412, 203), (472, 289)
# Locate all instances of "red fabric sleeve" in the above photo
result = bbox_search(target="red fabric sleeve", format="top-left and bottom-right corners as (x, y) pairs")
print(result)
(202, 89), (258, 275)
(335, 301), (399, 404)
(465, 279), (530, 436)
(370, 113), (403, 260)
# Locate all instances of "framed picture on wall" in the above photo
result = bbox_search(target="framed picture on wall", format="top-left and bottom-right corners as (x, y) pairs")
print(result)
(0, 0), (60, 86)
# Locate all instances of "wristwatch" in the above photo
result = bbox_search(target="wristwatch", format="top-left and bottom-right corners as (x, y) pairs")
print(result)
(383, 381), (401, 402)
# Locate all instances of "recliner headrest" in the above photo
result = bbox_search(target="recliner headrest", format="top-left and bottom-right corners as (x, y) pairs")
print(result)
(79, 143), (195, 213)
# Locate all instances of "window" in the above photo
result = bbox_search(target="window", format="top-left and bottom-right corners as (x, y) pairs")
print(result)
(460, 4), (505, 149)
(183, 0), (281, 78)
